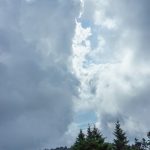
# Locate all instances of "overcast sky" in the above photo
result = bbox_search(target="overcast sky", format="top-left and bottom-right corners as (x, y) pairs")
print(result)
(0, 0), (150, 150)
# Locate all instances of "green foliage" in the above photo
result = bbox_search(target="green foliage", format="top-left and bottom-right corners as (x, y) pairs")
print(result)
(71, 129), (86, 150)
(132, 138), (142, 150)
(113, 121), (129, 150)
(147, 132), (150, 150)
(131, 132), (150, 150)
(71, 124), (110, 150)
(85, 125), (106, 150)
(45, 122), (150, 150)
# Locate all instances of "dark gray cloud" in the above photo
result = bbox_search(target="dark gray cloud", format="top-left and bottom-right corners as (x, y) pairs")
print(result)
(0, 0), (80, 150)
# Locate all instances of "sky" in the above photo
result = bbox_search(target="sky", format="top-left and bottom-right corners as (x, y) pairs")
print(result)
(0, 0), (150, 150)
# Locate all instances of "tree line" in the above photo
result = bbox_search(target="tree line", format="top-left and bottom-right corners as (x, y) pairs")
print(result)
(46, 121), (150, 150)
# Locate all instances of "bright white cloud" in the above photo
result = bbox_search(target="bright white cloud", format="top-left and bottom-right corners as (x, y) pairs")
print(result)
(72, 0), (150, 141)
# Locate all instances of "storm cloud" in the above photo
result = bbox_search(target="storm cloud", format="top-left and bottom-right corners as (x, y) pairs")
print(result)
(0, 0), (80, 150)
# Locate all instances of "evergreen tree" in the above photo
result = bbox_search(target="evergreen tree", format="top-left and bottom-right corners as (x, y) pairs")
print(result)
(141, 138), (147, 150)
(86, 124), (93, 141)
(131, 138), (142, 150)
(72, 125), (111, 150)
(113, 121), (129, 150)
(92, 125), (105, 143)
(71, 129), (86, 150)
(147, 132), (150, 150)
(85, 125), (109, 150)
(86, 125), (101, 150)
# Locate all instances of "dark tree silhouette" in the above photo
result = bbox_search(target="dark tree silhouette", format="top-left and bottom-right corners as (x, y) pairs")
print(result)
(44, 121), (150, 150)
(71, 129), (86, 150)
(113, 121), (129, 150)
(71, 125), (111, 150)
(85, 125), (106, 150)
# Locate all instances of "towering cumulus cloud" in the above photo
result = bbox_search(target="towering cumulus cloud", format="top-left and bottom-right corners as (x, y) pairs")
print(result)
(0, 0), (80, 150)
(73, 0), (150, 140)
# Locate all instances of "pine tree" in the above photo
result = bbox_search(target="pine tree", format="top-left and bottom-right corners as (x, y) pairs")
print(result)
(131, 138), (142, 150)
(85, 125), (98, 150)
(71, 124), (111, 150)
(85, 125), (109, 150)
(147, 132), (150, 150)
(92, 125), (105, 144)
(71, 129), (86, 150)
(113, 121), (129, 150)
(86, 124), (93, 141)
(141, 138), (147, 150)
